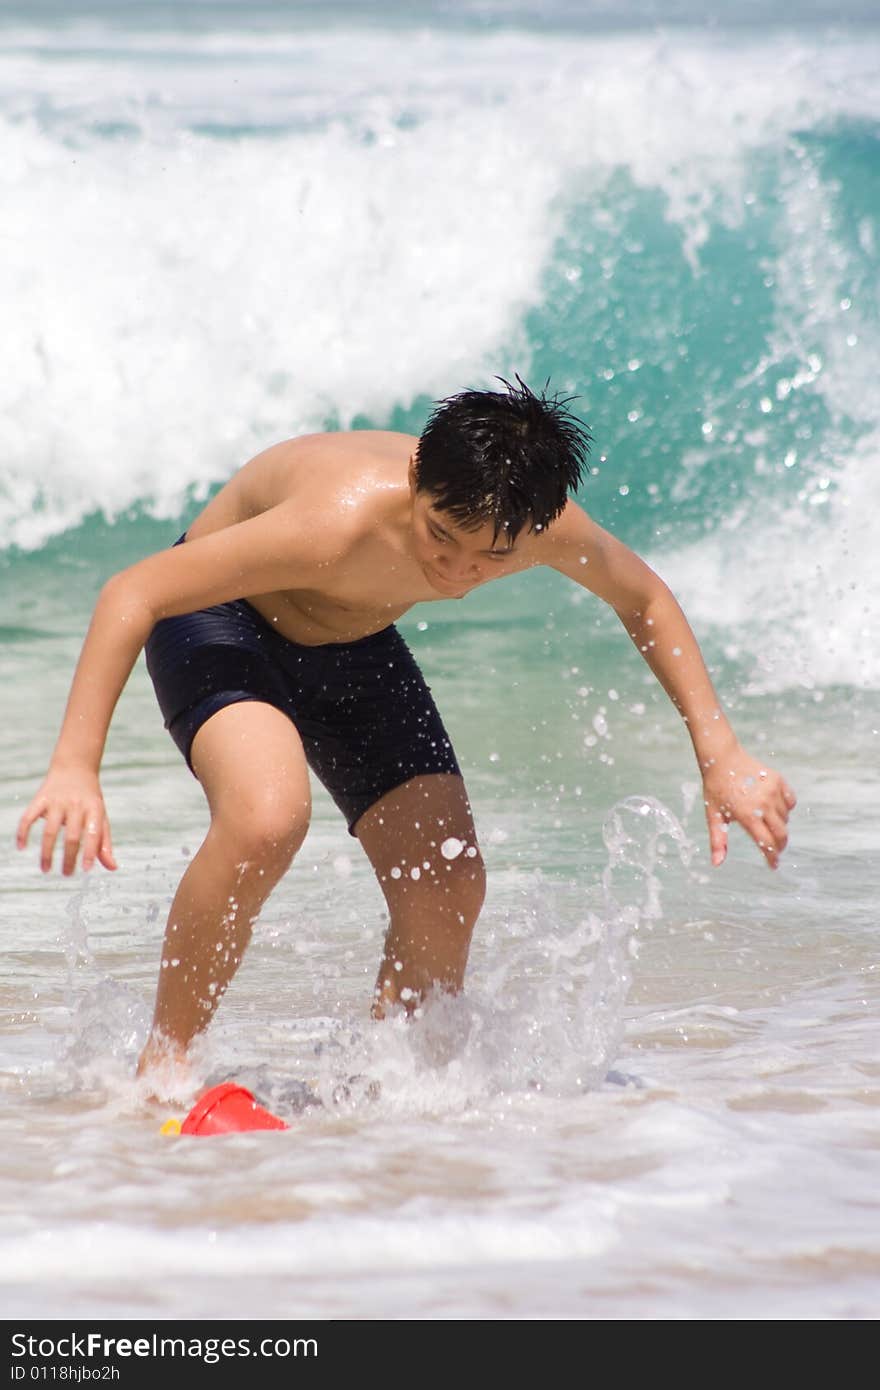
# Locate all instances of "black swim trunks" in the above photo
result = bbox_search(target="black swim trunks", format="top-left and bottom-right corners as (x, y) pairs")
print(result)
(144, 539), (460, 835)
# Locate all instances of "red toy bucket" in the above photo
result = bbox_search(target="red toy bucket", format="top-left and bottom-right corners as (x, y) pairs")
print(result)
(180, 1082), (289, 1136)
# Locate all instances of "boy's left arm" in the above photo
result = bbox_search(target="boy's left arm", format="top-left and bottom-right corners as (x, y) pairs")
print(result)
(543, 503), (797, 869)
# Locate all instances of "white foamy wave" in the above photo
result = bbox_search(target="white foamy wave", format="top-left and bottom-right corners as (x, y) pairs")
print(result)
(649, 144), (880, 693)
(2, 25), (879, 547)
(0, 110), (559, 548)
(651, 428), (880, 693)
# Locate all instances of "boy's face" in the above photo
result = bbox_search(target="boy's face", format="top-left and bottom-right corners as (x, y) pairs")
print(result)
(408, 461), (521, 595)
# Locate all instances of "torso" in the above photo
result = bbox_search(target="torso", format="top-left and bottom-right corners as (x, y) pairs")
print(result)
(183, 430), (538, 645)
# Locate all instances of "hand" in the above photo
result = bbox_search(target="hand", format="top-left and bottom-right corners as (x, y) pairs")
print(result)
(16, 764), (118, 876)
(702, 744), (796, 871)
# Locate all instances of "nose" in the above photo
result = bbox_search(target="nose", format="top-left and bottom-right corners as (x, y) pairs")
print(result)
(436, 553), (479, 583)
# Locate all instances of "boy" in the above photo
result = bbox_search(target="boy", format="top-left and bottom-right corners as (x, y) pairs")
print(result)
(16, 378), (796, 1081)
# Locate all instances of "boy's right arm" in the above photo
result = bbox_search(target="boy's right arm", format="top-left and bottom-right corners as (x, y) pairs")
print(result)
(16, 500), (334, 876)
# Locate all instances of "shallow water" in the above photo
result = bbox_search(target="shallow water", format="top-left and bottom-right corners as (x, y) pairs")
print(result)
(2, 0), (879, 1322)
(5, 637), (878, 1320)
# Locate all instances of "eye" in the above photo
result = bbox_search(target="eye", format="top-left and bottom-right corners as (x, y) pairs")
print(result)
(428, 524), (448, 543)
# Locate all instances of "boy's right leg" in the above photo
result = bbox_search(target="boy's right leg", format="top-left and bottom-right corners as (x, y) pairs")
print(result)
(137, 700), (311, 1078)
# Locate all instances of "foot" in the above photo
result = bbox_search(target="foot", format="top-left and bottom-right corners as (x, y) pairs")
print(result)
(136, 1033), (194, 1103)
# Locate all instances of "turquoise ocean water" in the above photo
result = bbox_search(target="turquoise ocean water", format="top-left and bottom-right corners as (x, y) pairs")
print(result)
(2, 0), (879, 1320)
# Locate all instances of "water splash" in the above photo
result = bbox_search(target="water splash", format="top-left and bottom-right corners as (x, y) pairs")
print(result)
(279, 796), (698, 1114)
(42, 798), (691, 1115)
(61, 880), (98, 979)
(50, 881), (149, 1095)
(601, 794), (695, 924)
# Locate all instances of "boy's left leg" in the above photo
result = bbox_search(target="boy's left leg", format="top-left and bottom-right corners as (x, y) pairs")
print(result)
(355, 772), (486, 1017)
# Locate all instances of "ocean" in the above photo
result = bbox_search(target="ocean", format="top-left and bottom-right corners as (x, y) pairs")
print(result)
(2, 0), (878, 1322)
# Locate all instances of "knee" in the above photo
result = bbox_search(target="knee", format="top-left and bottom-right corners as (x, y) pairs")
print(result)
(213, 794), (310, 877)
(381, 844), (485, 926)
(436, 846), (486, 926)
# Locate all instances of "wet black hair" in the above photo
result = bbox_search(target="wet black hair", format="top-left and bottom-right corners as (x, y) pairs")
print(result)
(414, 374), (592, 542)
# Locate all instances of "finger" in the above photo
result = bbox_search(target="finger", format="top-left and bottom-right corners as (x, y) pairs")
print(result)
(781, 781), (797, 810)
(16, 798), (47, 850)
(40, 810), (64, 874)
(81, 809), (103, 872)
(62, 809), (85, 877)
(98, 822), (117, 872)
(745, 809), (779, 870)
(705, 808), (728, 867)
(762, 810), (789, 858)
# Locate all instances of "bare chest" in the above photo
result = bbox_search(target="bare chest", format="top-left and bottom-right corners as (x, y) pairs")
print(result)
(248, 550), (440, 645)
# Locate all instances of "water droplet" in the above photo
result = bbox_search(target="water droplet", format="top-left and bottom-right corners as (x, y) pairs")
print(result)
(441, 838), (464, 860)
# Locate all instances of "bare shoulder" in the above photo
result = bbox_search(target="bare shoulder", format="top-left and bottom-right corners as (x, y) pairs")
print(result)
(237, 429), (417, 511)
(191, 429), (416, 536)
(528, 499), (608, 571)
(274, 429), (417, 478)
(535, 498), (665, 609)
